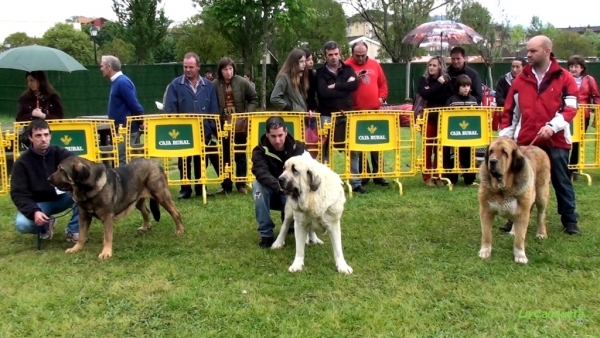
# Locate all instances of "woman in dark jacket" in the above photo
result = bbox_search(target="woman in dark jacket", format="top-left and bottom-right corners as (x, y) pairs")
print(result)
(16, 71), (64, 122)
(417, 56), (454, 186)
(301, 47), (318, 112)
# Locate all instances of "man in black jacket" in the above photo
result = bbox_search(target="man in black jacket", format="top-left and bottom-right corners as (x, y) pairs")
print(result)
(315, 40), (366, 194)
(10, 119), (80, 242)
(447, 46), (483, 104)
(251, 116), (310, 248)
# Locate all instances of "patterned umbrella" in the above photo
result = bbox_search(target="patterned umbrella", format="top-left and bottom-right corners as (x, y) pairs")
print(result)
(402, 20), (483, 47)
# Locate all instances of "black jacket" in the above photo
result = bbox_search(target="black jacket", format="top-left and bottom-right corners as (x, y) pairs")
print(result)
(315, 61), (359, 116)
(447, 65), (483, 104)
(417, 75), (454, 123)
(10, 145), (74, 220)
(251, 134), (306, 191)
(306, 69), (318, 112)
(494, 72), (514, 108)
(446, 94), (478, 106)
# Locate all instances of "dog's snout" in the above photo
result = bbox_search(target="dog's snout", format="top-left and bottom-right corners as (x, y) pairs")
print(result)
(278, 176), (286, 186)
(489, 158), (498, 166)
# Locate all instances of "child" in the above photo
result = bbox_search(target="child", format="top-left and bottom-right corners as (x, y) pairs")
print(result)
(446, 74), (478, 106)
(444, 74), (478, 185)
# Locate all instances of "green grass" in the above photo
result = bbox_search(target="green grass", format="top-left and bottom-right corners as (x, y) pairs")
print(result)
(0, 162), (599, 336)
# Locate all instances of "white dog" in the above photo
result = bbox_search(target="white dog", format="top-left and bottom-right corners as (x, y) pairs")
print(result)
(276, 155), (352, 274)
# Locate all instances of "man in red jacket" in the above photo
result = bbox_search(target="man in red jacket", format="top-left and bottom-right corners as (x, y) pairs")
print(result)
(345, 40), (389, 186)
(499, 35), (580, 235)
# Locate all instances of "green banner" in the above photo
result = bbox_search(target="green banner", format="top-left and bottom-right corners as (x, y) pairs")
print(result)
(447, 116), (482, 140)
(155, 124), (194, 150)
(257, 121), (295, 144)
(355, 120), (390, 144)
(52, 130), (87, 155)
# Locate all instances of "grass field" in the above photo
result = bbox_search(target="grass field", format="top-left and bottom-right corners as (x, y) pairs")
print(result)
(0, 115), (599, 337)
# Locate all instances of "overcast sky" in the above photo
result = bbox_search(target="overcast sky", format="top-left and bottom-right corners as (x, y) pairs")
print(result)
(1, 0), (598, 43)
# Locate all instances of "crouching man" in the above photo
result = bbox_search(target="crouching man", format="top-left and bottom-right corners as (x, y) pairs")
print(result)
(251, 116), (311, 248)
(10, 119), (80, 242)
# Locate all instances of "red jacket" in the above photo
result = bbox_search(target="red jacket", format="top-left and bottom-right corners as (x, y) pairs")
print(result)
(499, 57), (578, 150)
(576, 75), (600, 118)
(344, 56), (388, 110)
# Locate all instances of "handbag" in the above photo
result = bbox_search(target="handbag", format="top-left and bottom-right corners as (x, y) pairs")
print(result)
(413, 93), (427, 119)
(221, 107), (248, 137)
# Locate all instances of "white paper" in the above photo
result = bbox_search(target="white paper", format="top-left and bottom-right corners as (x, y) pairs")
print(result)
(155, 101), (164, 110)
(55, 187), (66, 195)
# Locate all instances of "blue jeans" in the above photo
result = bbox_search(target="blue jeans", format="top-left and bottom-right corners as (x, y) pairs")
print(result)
(547, 148), (578, 224)
(253, 180), (287, 238)
(118, 132), (140, 166)
(15, 192), (79, 234)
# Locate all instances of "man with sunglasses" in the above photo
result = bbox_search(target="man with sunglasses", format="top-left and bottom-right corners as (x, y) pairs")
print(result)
(251, 116), (311, 248)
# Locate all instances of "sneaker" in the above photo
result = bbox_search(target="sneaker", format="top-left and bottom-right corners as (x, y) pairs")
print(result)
(563, 223), (580, 235)
(40, 218), (56, 240)
(499, 221), (513, 232)
(66, 231), (82, 243)
(352, 185), (368, 194)
(258, 237), (275, 249)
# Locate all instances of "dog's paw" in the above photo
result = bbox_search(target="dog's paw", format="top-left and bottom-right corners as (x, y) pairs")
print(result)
(98, 250), (113, 260)
(137, 225), (151, 232)
(478, 246), (492, 259)
(336, 263), (353, 274)
(288, 260), (304, 273)
(514, 249), (528, 264)
(307, 236), (324, 245)
(65, 245), (82, 254)
(271, 240), (285, 249)
(174, 228), (185, 235)
(536, 233), (547, 239)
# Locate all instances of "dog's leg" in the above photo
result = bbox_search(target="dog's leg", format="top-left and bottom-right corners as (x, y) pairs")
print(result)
(329, 220), (352, 274)
(478, 209), (495, 259)
(512, 214), (529, 264)
(535, 186), (550, 240)
(136, 198), (152, 232)
(289, 218), (308, 273)
(156, 197), (185, 234)
(272, 211), (292, 249)
(307, 230), (324, 245)
(99, 215), (115, 260)
(65, 207), (91, 255)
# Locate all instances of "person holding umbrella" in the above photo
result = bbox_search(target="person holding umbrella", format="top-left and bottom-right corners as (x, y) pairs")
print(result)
(16, 71), (64, 122)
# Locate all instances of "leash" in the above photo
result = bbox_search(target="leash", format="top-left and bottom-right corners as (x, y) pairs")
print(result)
(522, 135), (540, 154)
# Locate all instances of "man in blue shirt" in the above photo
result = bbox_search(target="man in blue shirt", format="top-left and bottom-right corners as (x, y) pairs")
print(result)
(163, 52), (220, 199)
(100, 55), (144, 166)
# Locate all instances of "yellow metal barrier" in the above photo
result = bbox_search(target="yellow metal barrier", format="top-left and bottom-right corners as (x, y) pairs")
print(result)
(124, 114), (225, 204)
(6, 119), (120, 167)
(226, 112), (323, 186)
(0, 124), (9, 196)
(329, 110), (417, 197)
(569, 104), (600, 185)
(420, 106), (495, 190)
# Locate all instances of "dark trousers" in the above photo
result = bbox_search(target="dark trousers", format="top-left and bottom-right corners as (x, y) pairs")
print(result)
(569, 117), (591, 168)
(221, 133), (248, 191)
(548, 148), (578, 224)
(178, 154), (220, 194)
(443, 147), (476, 185)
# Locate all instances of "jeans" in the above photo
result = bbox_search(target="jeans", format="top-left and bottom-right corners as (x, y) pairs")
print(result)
(118, 132), (140, 166)
(15, 192), (79, 234)
(253, 180), (287, 238)
(547, 148), (578, 224)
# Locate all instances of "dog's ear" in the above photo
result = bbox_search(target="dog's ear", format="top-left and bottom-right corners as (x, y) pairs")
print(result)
(510, 148), (526, 173)
(306, 169), (321, 192)
(484, 145), (491, 166)
(72, 161), (91, 184)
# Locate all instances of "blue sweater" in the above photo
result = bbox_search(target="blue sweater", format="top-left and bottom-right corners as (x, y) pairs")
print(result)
(163, 75), (220, 143)
(108, 74), (144, 133)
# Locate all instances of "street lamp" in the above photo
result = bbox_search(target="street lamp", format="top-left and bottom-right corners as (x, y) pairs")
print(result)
(89, 26), (100, 64)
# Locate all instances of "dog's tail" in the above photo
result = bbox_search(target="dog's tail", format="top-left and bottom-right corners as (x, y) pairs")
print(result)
(149, 199), (161, 222)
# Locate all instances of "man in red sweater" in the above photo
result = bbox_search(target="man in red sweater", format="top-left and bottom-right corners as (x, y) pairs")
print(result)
(499, 35), (580, 235)
(345, 41), (389, 186)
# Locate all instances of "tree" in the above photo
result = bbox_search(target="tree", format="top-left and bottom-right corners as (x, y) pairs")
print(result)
(195, 0), (315, 110)
(153, 36), (178, 63)
(526, 16), (558, 40)
(448, 0), (507, 85)
(98, 38), (136, 64)
(81, 21), (125, 47)
(582, 29), (600, 57)
(346, 0), (453, 63)
(552, 31), (595, 59)
(172, 14), (234, 64)
(3, 32), (36, 47)
(112, 0), (172, 64)
(505, 24), (526, 56)
(270, 0), (348, 62)
(41, 23), (95, 65)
